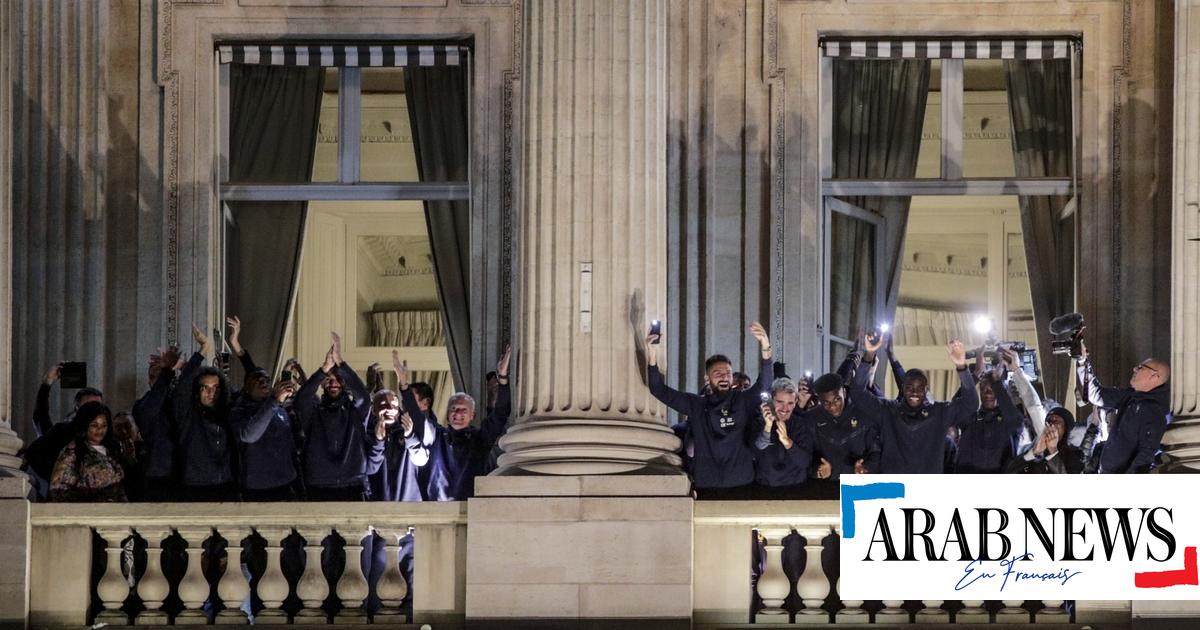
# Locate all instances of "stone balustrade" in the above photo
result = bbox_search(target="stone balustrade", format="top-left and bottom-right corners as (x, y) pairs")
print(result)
(18, 498), (1136, 627)
(28, 502), (466, 627)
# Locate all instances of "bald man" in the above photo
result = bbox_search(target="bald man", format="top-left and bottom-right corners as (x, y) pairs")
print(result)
(1075, 341), (1171, 473)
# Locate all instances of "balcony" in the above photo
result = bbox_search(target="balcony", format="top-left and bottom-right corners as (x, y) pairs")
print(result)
(0, 475), (1138, 629)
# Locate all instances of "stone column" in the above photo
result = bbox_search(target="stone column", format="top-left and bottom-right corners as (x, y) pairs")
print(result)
(497, 0), (681, 476)
(1166, 0), (1200, 472)
(0, 0), (23, 477)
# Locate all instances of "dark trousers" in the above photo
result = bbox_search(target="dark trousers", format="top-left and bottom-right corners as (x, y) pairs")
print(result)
(306, 484), (366, 502)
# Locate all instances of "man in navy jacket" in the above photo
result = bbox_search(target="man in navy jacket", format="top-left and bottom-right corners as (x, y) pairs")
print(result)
(954, 368), (1024, 473)
(1075, 341), (1170, 473)
(854, 335), (978, 474)
(231, 370), (299, 500)
(395, 345), (513, 501)
(646, 322), (774, 491)
(173, 324), (237, 501)
(753, 378), (813, 488)
(294, 332), (384, 501)
(809, 372), (882, 480)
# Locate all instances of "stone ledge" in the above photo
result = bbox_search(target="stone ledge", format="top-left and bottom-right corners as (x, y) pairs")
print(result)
(473, 474), (691, 498)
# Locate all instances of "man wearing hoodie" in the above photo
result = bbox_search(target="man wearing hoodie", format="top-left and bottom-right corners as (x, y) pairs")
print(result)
(230, 370), (298, 500)
(1075, 341), (1170, 473)
(646, 322), (773, 492)
(294, 332), (384, 500)
(173, 324), (238, 502)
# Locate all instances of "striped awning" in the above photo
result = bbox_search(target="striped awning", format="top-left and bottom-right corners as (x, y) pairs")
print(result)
(218, 43), (468, 67)
(821, 38), (1077, 60)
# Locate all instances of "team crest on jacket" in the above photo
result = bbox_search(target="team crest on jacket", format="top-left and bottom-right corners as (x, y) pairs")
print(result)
(850, 417), (858, 428)
(718, 408), (735, 428)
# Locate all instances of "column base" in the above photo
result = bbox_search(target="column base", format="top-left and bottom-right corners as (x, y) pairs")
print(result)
(794, 610), (832, 624)
(835, 610), (870, 624)
(135, 612), (169, 626)
(95, 610), (131, 625)
(916, 607), (951, 623)
(954, 609), (991, 624)
(215, 609), (249, 624)
(253, 610), (291, 625)
(1036, 609), (1069, 623)
(495, 419), (682, 475)
(1158, 417), (1200, 471)
(996, 609), (1032, 624)
(173, 612), (209, 625)
(754, 610), (790, 624)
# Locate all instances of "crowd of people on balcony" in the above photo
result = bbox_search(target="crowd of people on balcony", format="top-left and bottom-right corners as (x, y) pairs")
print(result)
(18, 315), (1170, 504)
(647, 321), (1172, 498)
(19, 316), (511, 504)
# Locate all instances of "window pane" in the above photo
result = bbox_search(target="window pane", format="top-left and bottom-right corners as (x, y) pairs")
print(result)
(829, 210), (877, 343)
(360, 68), (417, 181)
(228, 64), (327, 183)
(914, 59), (941, 178)
(830, 58), (934, 180)
(962, 59), (1015, 178)
(310, 68), (340, 182)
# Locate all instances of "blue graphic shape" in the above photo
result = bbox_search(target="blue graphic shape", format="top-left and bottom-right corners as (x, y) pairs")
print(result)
(841, 482), (905, 539)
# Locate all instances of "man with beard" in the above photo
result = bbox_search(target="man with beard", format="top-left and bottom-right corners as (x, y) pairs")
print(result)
(231, 370), (299, 500)
(396, 345), (512, 501)
(752, 378), (814, 490)
(1075, 341), (1171, 473)
(808, 373), (880, 481)
(646, 322), (773, 493)
(953, 366), (1024, 473)
(173, 324), (238, 501)
(294, 332), (384, 500)
(854, 335), (978, 474)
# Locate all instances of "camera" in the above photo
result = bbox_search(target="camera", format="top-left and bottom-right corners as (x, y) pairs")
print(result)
(966, 341), (1041, 382)
(1049, 312), (1086, 359)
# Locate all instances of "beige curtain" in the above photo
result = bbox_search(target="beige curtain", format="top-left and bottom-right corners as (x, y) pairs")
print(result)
(371, 309), (454, 420)
(886, 306), (989, 401)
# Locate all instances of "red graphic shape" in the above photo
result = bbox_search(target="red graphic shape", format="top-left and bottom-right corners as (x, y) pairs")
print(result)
(1135, 546), (1199, 588)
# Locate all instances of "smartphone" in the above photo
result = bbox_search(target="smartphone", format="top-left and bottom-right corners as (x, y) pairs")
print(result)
(759, 391), (770, 402)
(59, 362), (87, 389)
(649, 320), (661, 343)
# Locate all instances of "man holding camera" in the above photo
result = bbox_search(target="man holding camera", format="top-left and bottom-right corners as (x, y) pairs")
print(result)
(1075, 342), (1170, 473)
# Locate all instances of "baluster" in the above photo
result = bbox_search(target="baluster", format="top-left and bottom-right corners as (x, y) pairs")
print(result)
(956, 600), (989, 623)
(877, 600), (909, 623)
(795, 527), (831, 624)
(917, 599), (949, 623)
(373, 527), (410, 621)
(997, 599), (1030, 624)
(832, 526), (865, 625)
(1037, 599), (1069, 623)
(174, 528), (214, 624)
(215, 527), (251, 624)
(133, 528), (171, 625)
(334, 528), (372, 623)
(254, 527), (293, 624)
(753, 528), (790, 623)
(294, 527), (331, 624)
(95, 527), (133, 625)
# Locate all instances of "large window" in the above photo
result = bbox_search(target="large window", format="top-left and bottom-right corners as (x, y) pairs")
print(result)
(820, 37), (1079, 404)
(217, 43), (471, 413)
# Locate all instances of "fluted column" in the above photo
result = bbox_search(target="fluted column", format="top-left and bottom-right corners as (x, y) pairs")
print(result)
(497, 0), (681, 475)
(1166, 0), (1200, 471)
(0, 0), (21, 476)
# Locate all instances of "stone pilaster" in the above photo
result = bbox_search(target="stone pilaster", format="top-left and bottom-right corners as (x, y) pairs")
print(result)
(0, 0), (23, 476)
(1165, 0), (1200, 472)
(498, 0), (681, 475)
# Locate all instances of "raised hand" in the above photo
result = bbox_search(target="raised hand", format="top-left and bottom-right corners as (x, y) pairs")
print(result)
(854, 458), (868, 474)
(322, 345), (336, 373)
(1000, 347), (1019, 372)
(160, 346), (183, 372)
(817, 457), (832, 480)
(225, 316), (243, 355)
(399, 412), (413, 438)
(330, 332), (344, 365)
(775, 414), (792, 449)
(864, 330), (884, 355)
(645, 334), (660, 365)
(749, 321), (771, 357)
(946, 339), (967, 369)
(44, 364), (61, 386)
(497, 343), (512, 380)
(391, 349), (410, 390)
(192, 324), (212, 355)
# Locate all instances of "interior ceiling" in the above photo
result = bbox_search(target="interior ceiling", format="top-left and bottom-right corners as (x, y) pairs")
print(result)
(360, 235), (434, 277)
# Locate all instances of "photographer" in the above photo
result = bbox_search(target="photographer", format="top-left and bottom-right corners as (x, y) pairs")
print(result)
(1074, 342), (1170, 473)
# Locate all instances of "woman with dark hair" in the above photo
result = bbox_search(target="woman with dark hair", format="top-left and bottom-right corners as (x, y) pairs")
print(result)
(48, 401), (126, 502)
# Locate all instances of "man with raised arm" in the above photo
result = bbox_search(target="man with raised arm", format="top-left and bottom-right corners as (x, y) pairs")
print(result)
(394, 345), (513, 501)
(294, 332), (384, 500)
(1075, 341), (1170, 473)
(173, 324), (238, 501)
(853, 335), (979, 474)
(646, 322), (774, 492)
